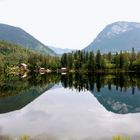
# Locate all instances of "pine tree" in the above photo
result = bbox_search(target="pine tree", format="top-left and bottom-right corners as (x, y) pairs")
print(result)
(96, 50), (102, 69)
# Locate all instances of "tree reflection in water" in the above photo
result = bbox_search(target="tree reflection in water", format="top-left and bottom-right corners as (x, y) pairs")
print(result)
(61, 73), (140, 114)
(61, 73), (140, 94)
(0, 72), (140, 114)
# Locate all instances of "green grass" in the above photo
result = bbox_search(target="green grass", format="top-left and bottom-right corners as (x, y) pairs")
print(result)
(19, 135), (30, 140)
(113, 136), (131, 140)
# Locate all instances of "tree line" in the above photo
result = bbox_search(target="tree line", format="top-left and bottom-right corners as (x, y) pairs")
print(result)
(1, 40), (140, 73)
(0, 41), (60, 72)
(61, 49), (140, 72)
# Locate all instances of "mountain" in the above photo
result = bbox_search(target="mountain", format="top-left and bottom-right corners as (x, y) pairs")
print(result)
(51, 46), (75, 55)
(84, 21), (140, 53)
(0, 24), (56, 56)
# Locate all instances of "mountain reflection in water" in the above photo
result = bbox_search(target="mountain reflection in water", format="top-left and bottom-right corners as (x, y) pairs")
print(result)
(0, 73), (60, 113)
(0, 73), (140, 114)
(61, 73), (140, 114)
(0, 73), (140, 139)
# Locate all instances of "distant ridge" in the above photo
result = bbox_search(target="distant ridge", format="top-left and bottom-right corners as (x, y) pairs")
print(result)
(51, 46), (75, 55)
(0, 23), (56, 56)
(84, 21), (140, 53)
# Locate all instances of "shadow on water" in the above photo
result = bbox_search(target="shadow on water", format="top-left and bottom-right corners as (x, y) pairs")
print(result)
(0, 73), (60, 114)
(61, 73), (140, 114)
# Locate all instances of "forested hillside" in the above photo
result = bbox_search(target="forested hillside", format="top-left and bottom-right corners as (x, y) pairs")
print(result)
(0, 24), (56, 56)
(0, 41), (60, 71)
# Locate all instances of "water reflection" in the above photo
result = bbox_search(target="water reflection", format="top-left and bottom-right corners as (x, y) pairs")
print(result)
(0, 72), (140, 115)
(0, 73), (60, 113)
(0, 73), (140, 139)
(61, 73), (140, 93)
(61, 73), (140, 114)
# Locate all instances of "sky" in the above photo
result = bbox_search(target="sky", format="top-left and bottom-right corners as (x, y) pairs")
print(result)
(0, 0), (140, 49)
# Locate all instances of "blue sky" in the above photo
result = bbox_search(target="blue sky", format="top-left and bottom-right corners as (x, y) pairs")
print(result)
(0, 0), (140, 49)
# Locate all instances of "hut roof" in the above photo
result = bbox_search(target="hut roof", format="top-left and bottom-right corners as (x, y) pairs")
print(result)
(18, 63), (27, 67)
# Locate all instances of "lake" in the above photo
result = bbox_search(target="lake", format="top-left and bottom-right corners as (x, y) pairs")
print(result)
(0, 73), (140, 140)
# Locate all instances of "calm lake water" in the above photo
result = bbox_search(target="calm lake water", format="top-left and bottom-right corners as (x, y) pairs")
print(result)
(0, 73), (140, 140)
